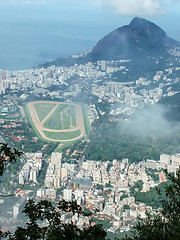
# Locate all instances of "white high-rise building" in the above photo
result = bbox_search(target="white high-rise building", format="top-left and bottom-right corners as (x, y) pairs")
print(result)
(37, 188), (45, 198)
(74, 189), (84, 200)
(29, 169), (37, 182)
(54, 177), (60, 188)
(171, 154), (180, 165)
(13, 204), (19, 218)
(51, 152), (62, 166)
(160, 154), (171, 165)
(63, 189), (72, 201)
(61, 168), (68, 178)
(19, 173), (24, 185)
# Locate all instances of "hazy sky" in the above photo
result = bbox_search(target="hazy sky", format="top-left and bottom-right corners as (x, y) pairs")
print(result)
(1, 0), (179, 38)
(0, 0), (179, 70)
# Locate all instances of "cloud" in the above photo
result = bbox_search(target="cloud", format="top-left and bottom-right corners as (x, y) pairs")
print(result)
(128, 104), (170, 135)
(102, 0), (178, 16)
(119, 104), (179, 138)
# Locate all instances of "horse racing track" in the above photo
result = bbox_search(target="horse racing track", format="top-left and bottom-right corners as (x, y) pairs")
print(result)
(26, 101), (86, 142)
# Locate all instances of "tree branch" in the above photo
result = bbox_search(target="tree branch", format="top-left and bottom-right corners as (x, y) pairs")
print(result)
(0, 179), (26, 198)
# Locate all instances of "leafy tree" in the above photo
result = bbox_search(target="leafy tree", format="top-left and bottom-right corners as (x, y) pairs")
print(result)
(105, 183), (112, 188)
(1, 199), (107, 240)
(123, 205), (130, 210)
(130, 180), (143, 195)
(0, 143), (24, 197)
(133, 182), (167, 209)
(0, 143), (23, 176)
(96, 184), (104, 190)
(120, 193), (129, 201)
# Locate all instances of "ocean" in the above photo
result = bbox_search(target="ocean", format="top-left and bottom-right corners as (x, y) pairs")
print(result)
(0, 19), (100, 71)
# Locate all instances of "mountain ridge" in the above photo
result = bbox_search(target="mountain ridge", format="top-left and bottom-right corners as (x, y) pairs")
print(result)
(90, 17), (180, 60)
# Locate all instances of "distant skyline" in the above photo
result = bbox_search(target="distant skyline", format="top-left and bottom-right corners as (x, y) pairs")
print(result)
(0, 0), (179, 70)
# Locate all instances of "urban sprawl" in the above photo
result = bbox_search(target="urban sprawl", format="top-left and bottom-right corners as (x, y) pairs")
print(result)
(0, 55), (180, 234)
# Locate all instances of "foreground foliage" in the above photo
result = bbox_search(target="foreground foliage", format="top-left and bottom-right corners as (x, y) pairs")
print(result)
(0, 199), (107, 240)
(0, 143), (23, 176)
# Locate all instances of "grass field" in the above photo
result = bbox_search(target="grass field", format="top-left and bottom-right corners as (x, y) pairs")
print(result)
(69, 106), (76, 126)
(43, 104), (67, 129)
(82, 105), (90, 137)
(34, 103), (56, 122)
(43, 104), (76, 130)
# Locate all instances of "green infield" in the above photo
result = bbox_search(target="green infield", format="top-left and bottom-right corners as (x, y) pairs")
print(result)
(43, 104), (76, 130)
(34, 102), (56, 122)
(43, 104), (66, 130)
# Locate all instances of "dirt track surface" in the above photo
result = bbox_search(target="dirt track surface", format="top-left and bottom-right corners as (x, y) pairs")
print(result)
(27, 101), (85, 142)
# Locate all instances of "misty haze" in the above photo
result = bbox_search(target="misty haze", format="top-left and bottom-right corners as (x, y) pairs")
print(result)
(123, 104), (176, 136)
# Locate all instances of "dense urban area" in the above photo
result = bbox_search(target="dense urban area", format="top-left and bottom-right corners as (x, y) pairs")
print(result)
(0, 53), (180, 237)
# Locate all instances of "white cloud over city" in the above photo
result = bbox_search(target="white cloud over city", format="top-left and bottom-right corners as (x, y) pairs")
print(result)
(102, 0), (179, 16)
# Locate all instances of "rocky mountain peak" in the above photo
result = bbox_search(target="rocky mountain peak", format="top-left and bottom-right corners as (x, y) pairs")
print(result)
(90, 17), (180, 60)
(129, 17), (166, 38)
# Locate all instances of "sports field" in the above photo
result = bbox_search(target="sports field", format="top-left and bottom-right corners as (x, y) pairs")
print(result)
(26, 101), (86, 142)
